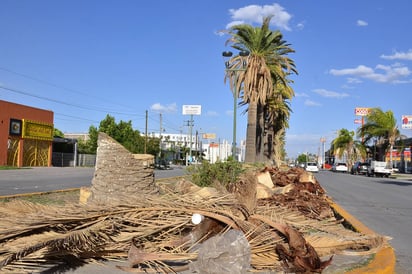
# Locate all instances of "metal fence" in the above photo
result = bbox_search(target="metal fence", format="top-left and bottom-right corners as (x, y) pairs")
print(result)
(52, 153), (96, 167)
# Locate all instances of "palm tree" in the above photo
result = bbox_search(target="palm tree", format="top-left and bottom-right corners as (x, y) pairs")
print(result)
(333, 128), (366, 169)
(265, 82), (294, 165)
(357, 108), (402, 164)
(224, 16), (297, 163)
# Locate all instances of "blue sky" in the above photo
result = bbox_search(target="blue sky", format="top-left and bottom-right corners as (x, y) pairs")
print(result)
(1, 0), (411, 158)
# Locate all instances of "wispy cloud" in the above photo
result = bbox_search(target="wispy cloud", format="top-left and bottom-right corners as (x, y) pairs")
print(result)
(381, 49), (412, 61)
(295, 92), (309, 97)
(225, 110), (234, 116)
(206, 110), (219, 117)
(347, 77), (363, 84)
(150, 103), (177, 113)
(329, 64), (411, 83)
(313, 89), (349, 99)
(357, 20), (368, 26)
(296, 21), (305, 30)
(304, 99), (321, 106)
(227, 4), (292, 30)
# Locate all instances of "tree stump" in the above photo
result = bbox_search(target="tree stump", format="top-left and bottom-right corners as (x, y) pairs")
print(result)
(88, 132), (158, 204)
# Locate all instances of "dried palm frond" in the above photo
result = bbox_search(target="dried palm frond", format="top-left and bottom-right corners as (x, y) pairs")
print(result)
(0, 174), (390, 273)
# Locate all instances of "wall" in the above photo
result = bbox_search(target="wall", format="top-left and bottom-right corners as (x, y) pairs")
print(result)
(0, 100), (54, 166)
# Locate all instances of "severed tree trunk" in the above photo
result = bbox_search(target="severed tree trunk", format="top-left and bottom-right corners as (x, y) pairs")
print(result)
(87, 132), (158, 204)
(245, 101), (258, 163)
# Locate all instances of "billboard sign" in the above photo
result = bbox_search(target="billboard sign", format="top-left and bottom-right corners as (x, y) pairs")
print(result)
(182, 105), (201, 115)
(202, 133), (216, 139)
(22, 119), (54, 141)
(402, 115), (412, 129)
(354, 107), (371, 116)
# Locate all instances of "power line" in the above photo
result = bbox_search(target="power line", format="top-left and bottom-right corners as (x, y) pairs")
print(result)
(0, 66), (137, 111)
(54, 112), (100, 123)
(0, 84), (144, 116)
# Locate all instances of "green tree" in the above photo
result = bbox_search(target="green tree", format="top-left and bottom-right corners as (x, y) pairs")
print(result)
(53, 128), (64, 138)
(78, 125), (98, 154)
(225, 16), (297, 163)
(297, 153), (309, 164)
(333, 128), (366, 168)
(357, 108), (402, 162)
(78, 114), (160, 156)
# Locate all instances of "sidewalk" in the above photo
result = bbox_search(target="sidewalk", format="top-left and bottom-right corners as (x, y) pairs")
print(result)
(390, 172), (412, 180)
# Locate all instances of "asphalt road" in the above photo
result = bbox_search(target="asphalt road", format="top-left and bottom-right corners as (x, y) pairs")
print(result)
(315, 171), (412, 273)
(0, 166), (187, 196)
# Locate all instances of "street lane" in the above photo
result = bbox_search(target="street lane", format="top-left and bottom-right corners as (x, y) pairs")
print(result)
(0, 166), (187, 196)
(316, 171), (412, 273)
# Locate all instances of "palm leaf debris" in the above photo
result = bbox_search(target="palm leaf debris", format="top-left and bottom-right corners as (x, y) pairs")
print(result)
(0, 167), (388, 273)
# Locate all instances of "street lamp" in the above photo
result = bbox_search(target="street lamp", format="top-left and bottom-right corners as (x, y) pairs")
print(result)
(222, 50), (249, 160)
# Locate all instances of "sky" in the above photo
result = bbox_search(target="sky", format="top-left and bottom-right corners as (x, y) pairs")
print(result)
(1, 0), (411, 158)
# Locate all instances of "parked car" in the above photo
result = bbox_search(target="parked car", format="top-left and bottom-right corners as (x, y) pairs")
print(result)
(367, 161), (392, 177)
(305, 162), (319, 173)
(350, 162), (370, 175)
(332, 162), (348, 173)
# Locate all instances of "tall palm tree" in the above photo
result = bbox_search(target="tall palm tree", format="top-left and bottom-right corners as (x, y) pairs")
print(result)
(224, 16), (297, 163)
(357, 108), (402, 163)
(265, 82), (294, 165)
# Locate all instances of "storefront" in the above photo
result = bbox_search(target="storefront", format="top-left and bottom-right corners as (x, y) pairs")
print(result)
(0, 100), (54, 167)
(386, 147), (411, 173)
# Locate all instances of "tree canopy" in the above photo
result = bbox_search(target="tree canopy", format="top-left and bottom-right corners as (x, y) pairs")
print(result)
(224, 16), (297, 164)
(78, 114), (159, 156)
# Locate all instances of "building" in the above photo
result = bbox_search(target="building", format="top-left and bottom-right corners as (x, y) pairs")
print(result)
(0, 100), (54, 167)
(150, 132), (245, 163)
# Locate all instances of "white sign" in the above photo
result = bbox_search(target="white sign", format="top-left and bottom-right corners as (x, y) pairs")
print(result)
(354, 107), (371, 116)
(402, 115), (412, 129)
(182, 105), (201, 115)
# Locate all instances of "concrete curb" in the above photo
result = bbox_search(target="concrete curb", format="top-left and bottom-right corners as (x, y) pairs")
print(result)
(327, 197), (396, 274)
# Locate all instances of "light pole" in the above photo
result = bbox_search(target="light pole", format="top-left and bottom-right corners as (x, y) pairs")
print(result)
(320, 137), (326, 169)
(222, 50), (249, 160)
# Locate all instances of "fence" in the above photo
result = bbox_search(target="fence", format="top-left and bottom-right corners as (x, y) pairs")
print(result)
(52, 153), (96, 167)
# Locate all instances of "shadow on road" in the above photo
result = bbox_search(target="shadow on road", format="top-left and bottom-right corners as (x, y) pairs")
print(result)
(374, 180), (412, 187)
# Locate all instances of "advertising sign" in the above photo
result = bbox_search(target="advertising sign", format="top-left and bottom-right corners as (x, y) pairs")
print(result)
(354, 119), (362, 124)
(202, 133), (216, 139)
(354, 107), (371, 116)
(22, 119), (54, 141)
(402, 115), (412, 129)
(182, 105), (201, 115)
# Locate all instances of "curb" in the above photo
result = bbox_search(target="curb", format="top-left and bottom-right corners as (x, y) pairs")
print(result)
(0, 188), (80, 200)
(327, 197), (396, 274)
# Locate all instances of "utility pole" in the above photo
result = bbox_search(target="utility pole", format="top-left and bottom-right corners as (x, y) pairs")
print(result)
(184, 116), (194, 163)
(159, 113), (162, 160)
(144, 110), (148, 154)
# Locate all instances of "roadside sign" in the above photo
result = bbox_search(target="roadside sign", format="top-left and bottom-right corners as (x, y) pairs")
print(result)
(182, 105), (201, 115)
(354, 119), (362, 124)
(355, 107), (371, 116)
(402, 115), (412, 129)
(202, 133), (216, 139)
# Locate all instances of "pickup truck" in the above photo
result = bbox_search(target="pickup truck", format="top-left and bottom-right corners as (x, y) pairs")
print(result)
(367, 161), (392, 177)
